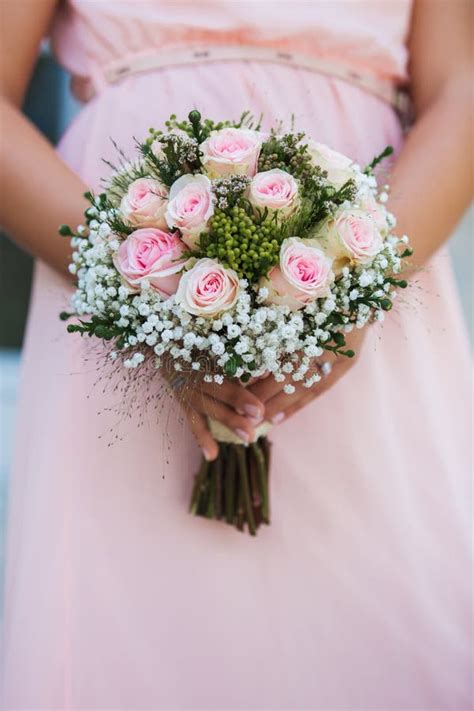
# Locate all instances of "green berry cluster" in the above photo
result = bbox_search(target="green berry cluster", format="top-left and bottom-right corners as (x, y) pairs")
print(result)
(202, 205), (282, 280)
(258, 133), (319, 184)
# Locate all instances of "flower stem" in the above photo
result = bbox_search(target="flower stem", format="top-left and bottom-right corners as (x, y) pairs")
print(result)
(251, 441), (270, 524)
(225, 446), (237, 525)
(213, 454), (223, 520)
(189, 459), (210, 515)
(236, 446), (257, 536)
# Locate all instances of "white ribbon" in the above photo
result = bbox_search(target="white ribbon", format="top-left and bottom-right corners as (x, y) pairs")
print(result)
(208, 418), (273, 445)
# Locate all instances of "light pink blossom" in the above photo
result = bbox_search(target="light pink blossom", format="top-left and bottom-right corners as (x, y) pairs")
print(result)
(249, 169), (299, 215)
(261, 237), (334, 310)
(114, 228), (187, 296)
(316, 209), (383, 267)
(200, 127), (264, 178)
(176, 258), (240, 317)
(120, 178), (168, 229)
(165, 174), (214, 250)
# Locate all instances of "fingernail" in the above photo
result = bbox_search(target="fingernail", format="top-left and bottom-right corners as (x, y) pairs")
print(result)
(248, 415), (263, 426)
(235, 428), (249, 444)
(244, 404), (262, 418)
(271, 412), (285, 424)
(203, 447), (214, 461)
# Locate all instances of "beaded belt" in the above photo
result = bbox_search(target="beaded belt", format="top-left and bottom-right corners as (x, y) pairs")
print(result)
(72, 44), (410, 120)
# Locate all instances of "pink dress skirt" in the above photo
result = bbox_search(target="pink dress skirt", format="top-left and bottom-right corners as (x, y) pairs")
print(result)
(2, 2), (472, 709)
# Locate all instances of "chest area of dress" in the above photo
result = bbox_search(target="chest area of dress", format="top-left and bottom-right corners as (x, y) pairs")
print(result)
(65, 0), (412, 47)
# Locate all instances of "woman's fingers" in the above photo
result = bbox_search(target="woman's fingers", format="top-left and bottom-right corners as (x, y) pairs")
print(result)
(247, 374), (287, 405)
(265, 388), (315, 424)
(181, 385), (259, 444)
(262, 382), (309, 423)
(197, 392), (258, 443)
(263, 354), (357, 423)
(186, 410), (219, 461)
(201, 378), (265, 421)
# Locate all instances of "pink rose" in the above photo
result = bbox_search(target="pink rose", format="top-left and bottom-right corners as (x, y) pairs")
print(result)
(114, 228), (187, 296)
(306, 140), (355, 190)
(316, 209), (383, 266)
(249, 169), (299, 215)
(120, 178), (168, 229)
(165, 174), (214, 250)
(261, 237), (334, 311)
(176, 258), (240, 317)
(200, 128), (264, 178)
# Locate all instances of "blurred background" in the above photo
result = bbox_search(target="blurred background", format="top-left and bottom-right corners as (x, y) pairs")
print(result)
(0, 51), (472, 598)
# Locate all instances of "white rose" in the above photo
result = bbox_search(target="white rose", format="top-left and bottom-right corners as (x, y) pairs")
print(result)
(306, 140), (355, 189)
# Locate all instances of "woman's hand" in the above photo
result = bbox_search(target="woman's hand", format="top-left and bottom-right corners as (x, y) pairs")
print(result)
(163, 361), (265, 461)
(249, 328), (367, 425)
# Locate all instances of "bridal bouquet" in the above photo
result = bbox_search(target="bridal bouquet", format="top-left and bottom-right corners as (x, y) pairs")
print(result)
(61, 110), (411, 535)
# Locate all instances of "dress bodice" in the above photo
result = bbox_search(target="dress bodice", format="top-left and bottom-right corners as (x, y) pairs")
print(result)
(50, 0), (413, 93)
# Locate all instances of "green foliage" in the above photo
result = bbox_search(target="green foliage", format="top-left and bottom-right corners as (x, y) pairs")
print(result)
(160, 110), (263, 143)
(66, 315), (125, 342)
(139, 131), (202, 187)
(257, 132), (357, 233)
(364, 145), (394, 174)
(380, 298), (393, 311)
(102, 140), (150, 203)
(258, 132), (315, 182)
(212, 175), (251, 209)
(58, 224), (74, 237)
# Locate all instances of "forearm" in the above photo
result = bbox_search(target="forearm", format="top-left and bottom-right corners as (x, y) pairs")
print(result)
(0, 97), (88, 276)
(388, 78), (473, 265)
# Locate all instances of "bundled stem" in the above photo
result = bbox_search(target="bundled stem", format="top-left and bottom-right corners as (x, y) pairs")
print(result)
(189, 437), (272, 535)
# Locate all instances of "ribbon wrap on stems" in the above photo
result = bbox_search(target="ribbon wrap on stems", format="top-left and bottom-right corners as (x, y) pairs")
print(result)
(189, 418), (273, 535)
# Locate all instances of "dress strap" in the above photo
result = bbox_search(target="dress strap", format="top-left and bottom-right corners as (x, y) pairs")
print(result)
(72, 44), (411, 122)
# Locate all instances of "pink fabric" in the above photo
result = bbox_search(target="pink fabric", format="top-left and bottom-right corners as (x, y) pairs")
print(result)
(50, 0), (412, 90)
(2, 2), (472, 709)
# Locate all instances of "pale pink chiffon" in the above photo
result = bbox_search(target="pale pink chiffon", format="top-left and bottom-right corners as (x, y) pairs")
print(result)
(2, 7), (472, 711)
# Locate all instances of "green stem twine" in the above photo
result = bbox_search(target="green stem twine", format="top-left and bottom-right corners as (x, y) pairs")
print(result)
(251, 442), (270, 524)
(225, 446), (237, 525)
(189, 459), (210, 515)
(236, 446), (257, 536)
(213, 454), (223, 520)
(206, 462), (216, 519)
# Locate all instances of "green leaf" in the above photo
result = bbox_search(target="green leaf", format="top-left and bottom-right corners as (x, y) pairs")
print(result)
(364, 146), (394, 174)
(333, 332), (346, 347)
(94, 324), (115, 340)
(58, 224), (73, 237)
(224, 356), (238, 377)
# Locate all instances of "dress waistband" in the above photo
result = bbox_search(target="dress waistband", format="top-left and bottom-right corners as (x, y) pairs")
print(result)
(71, 44), (411, 120)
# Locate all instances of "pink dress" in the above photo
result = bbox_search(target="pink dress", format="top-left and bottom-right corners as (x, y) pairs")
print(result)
(2, 2), (472, 709)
